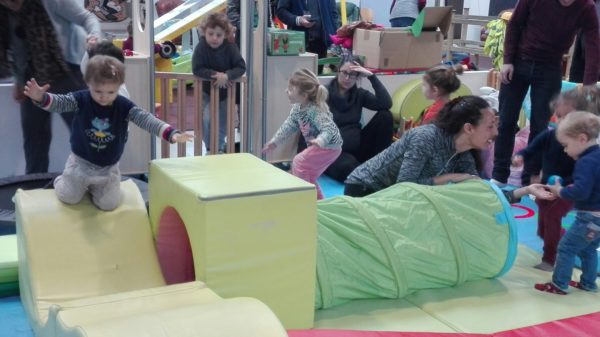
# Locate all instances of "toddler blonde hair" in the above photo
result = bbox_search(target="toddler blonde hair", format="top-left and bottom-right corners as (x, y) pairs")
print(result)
(557, 110), (600, 140)
(289, 68), (329, 113)
(84, 55), (125, 85)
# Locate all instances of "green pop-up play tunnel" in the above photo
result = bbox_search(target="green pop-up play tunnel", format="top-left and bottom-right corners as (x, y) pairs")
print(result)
(315, 180), (517, 309)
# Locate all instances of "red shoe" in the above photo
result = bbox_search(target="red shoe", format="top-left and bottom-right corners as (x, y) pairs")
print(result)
(534, 282), (567, 295)
(569, 280), (599, 292)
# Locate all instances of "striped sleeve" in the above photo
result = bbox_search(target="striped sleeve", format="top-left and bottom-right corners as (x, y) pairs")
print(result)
(270, 108), (300, 146)
(38, 93), (79, 113)
(128, 106), (178, 143)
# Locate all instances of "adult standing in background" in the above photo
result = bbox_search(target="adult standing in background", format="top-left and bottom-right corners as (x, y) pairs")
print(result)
(276, 0), (338, 62)
(491, 0), (599, 187)
(389, 0), (419, 28)
(0, 0), (101, 174)
(568, 0), (600, 83)
(227, 0), (278, 47)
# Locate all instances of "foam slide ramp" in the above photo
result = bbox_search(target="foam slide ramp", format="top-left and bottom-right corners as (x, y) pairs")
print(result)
(14, 180), (286, 337)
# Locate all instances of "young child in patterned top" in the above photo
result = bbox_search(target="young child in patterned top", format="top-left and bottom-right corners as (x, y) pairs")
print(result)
(23, 55), (193, 211)
(263, 68), (342, 199)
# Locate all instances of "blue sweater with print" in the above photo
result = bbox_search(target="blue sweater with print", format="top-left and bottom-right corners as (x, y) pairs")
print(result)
(40, 91), (177, 166)
(560, 145), (600, 211)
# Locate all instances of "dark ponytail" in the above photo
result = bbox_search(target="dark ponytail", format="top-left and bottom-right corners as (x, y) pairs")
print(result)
(434, 96), (490, 135)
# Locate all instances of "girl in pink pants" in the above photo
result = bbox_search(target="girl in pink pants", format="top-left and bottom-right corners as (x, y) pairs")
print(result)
(263, 68), (342, 199)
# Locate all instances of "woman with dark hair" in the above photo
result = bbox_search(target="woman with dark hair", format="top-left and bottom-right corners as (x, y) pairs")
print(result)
(344, 95), (498, 197)
(321, 55), (394, 182)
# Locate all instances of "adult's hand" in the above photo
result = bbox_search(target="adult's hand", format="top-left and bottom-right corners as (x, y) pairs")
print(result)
(519, 183), (556, 200)
(86, 35), (99, 50)
(348, 62), (373, 77)
(13, 84), (25, 103)
(298, 16), (315, 28)
(500, 63), (514, 84)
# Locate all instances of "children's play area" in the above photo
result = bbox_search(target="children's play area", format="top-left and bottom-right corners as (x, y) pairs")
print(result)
(1, 0), (600, 337)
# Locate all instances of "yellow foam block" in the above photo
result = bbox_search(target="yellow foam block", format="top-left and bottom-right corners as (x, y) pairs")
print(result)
(15, 180), (166, 332)
(48, 282), (286, 337)
(149, 153), (317, 329)
(15, 180), (288, 337)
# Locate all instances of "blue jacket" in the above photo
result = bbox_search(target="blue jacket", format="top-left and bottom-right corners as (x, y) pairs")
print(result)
(560, 145), (600, 211)
(517, 128), (575, 185)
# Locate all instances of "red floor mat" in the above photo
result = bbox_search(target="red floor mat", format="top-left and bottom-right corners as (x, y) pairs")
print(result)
(288, 311), (600, 337)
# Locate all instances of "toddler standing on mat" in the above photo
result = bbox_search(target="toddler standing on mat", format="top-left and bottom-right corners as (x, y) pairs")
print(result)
(512, 88), (600, 271)
(535, 111), (600, 294)
(263, 68), (342, 199)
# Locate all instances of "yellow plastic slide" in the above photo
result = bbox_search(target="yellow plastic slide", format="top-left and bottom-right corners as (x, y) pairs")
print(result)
(14, 180), (286, 337)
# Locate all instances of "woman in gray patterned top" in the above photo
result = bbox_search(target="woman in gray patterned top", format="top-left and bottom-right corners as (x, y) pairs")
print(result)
(345, 96), (498, 197)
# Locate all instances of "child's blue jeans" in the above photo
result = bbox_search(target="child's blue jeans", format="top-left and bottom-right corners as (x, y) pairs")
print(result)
(552, 211), (600, 291)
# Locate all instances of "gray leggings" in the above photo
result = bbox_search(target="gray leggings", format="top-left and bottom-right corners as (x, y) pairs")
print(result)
(54, 153), (121, 211)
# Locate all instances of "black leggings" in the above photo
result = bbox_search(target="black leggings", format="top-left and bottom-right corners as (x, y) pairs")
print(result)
(343, 183), (375, 197)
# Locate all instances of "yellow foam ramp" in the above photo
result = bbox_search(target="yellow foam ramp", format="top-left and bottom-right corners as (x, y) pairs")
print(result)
(15, 180), (287, 337)
(149, 153), (317, 329)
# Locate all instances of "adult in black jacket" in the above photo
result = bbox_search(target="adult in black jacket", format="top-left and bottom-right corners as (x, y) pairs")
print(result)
(324, 56), (394, 182)
(276, 0), (337, 60)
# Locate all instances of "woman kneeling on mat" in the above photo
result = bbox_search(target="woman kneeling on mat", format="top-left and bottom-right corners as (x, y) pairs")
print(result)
(343, 95), (554, 203)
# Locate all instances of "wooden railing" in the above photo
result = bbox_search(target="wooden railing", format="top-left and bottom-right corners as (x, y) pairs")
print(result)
(444, 9), (494, 66)
(154, 72), (247, 157)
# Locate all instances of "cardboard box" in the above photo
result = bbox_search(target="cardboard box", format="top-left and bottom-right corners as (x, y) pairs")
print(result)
(352, 6), (452, 70)
(268, 29), (306, 56)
